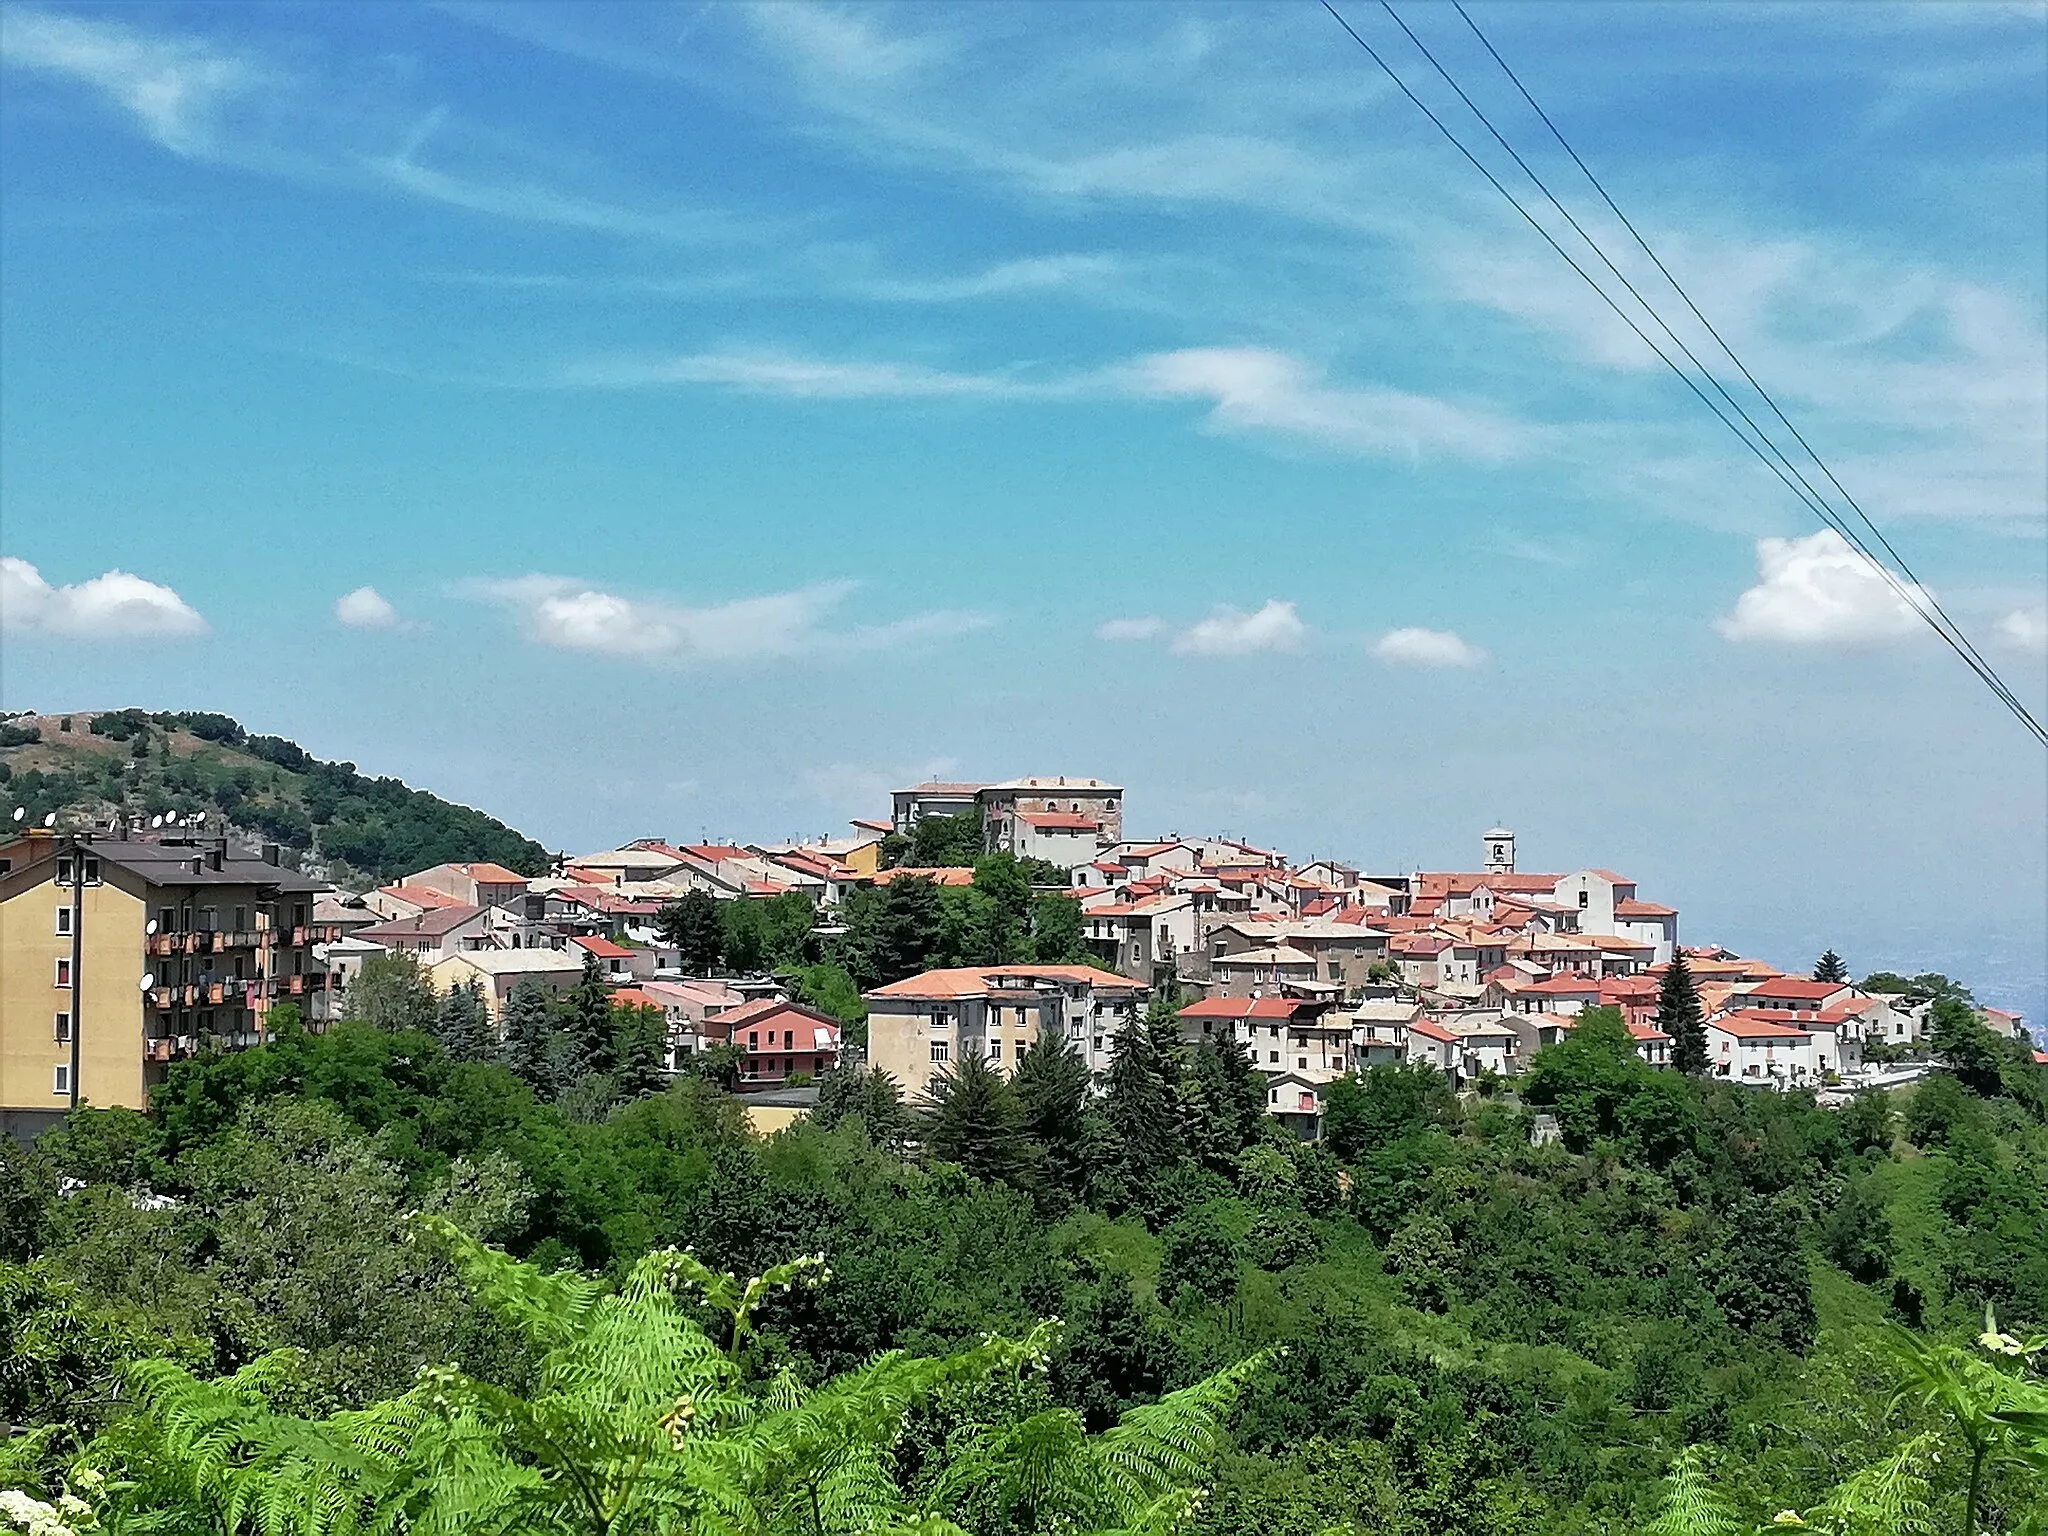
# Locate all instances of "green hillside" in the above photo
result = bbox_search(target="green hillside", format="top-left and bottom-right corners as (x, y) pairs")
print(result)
(0, 708), (548, 887)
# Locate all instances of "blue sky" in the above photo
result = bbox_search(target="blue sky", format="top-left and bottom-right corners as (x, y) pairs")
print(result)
(2, 2), (2044, 1015)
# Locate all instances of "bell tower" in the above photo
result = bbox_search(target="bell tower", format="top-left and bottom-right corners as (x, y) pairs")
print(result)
(1484, 826), (1515, 875)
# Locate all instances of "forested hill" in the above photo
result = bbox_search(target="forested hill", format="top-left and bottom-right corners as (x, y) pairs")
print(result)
(0, 708), (547, 885)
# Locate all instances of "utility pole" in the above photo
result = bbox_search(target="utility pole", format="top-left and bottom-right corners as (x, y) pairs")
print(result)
(68, 833), (85, 1111)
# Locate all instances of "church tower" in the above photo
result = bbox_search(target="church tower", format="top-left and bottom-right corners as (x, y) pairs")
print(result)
(1484, 826), (1515, 875)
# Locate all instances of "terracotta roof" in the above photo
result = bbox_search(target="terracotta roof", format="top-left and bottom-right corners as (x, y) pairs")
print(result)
(1017, 811), (1100, 831)
(1212, 944), (1317, 966)
(454, 862), (528, 884)
(378, 883), (467, 910)
(870, 866), (977, 887)
(1409, 1018), (1458, 1042)
(864, 963), (1141, 1001)
(713, 997), (843, 1030)
(1746, 978), (1845, 1001)
(610, 987), (658, 1008)
(1526, 974), (1602, 994)
(1628, 1021), (1672, 1041)
(683, 845), (748, 861)
(1711, 1012), (1813, 1039)
(572, 935), (633, 959)
(1178, 996), (1317, 1021)
(899, 781), (986, 795)
(1614, 899), (1676, 918)
(851, 817), (894, 833)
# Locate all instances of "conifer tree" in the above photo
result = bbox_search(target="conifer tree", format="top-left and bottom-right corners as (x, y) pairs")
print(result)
(811, 1064), (911, 1150)
(657, 890), (725, 975)
(1104, 1006), (1181, 1178)
(561, 950), (614, 1076)
(1814, 948), (1849, 984)
(612, 1002), (667, 1101)
(921, 1052), (1034, 1188)
(495, 977), (552, 1089)
(432, 979), (492, 1063)
(1659, 952), (1709, 1075)
(1191, 1033), (1268, 1159)
(1014, 1027), (1091, 1192)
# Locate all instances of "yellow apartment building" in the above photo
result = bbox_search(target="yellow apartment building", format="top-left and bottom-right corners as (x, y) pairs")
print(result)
(0, 831), (329, 1141)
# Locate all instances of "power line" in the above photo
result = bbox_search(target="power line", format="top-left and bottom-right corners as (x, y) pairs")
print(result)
(1441, 0), (2043, 741)
(1376, 0), (2043, 742)
(1315, 0), (2045, 746)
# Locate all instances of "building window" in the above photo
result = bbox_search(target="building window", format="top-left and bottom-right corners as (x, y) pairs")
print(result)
(55, 906), (72, 935)
(234, 907), (249, 931)
(54, 958), (72, 988)
(748, 1032), (758, 1047)
(930, 1040), (950, 1064)
(53, 1064), (70, 1096)
(55, 1012), (71, 1042)
(1268, 1051), (1279, 1064)
(159, 907), (175, 933)
(1297, 1057), (1308, 1070)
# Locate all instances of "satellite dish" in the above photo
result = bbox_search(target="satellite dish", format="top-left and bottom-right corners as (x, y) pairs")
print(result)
(168, 812), (181, 825)
(151, 815), (163, 828)
(42, 812), (55, 828)
(140, 972), (156, 992)
(145, 919), (158, 936)
(10, 807), (22, 822)
(193, 810), (207, 823)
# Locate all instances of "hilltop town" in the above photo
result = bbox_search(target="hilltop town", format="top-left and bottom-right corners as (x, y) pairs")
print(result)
(4, 766), (2032, 1142)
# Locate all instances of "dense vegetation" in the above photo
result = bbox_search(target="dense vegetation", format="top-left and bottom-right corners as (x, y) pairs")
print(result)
(3, 977), (2043, 1533)
(0, 710), (548, 883)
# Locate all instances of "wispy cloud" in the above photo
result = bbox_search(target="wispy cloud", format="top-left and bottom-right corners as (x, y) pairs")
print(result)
(1, 556), (207, 640)
(1997, 608), (2048, 655)
(1096, 616), (1165, 642)
(862, 253), (1125, 303)
(562, 344), (1532, 463)
(745, 3), (953, 82)
(0, 6), (259, 156)
(0, 6), (760, 246)
(1121, 348), (1531, 463)
(462, 574), (985, 663)
(1716, 530), (1930, 645)
(560, 351), (1057, 399)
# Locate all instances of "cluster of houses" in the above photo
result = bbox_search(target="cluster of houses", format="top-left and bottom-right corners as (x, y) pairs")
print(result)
(299, 780), (2035, 1132)
(13, 774), (2032, 1144)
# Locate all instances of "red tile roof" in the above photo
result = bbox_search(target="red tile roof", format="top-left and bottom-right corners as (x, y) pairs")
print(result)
(1614, 899), (1676, 918)
(1017, 811), (1099, 831)
(455, 862), (529, 884)
(1178, 996), (1318, 1021)
(358, 905), (485, 940)
(572, 935), (633, 959)
(1746, 978), (1845, 1001)
(1711, 1012), (1813, 1039)
(378, 883), (467, 910)
(865, 963), (1141, 1000)
(870, 866), (977, 887)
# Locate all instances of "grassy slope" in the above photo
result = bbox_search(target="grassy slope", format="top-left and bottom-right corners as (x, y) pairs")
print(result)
(0, 710), (548, 888)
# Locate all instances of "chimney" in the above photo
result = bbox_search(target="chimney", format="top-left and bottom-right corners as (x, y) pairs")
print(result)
(206, 839), (226, 871)
(261, 843), (280, 866)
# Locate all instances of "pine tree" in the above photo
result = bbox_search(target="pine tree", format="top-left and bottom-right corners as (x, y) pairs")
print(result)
(432, 979), (492, 1063)
(612, 1002), (667, 1101)
(1014, 1027), (1091, 1193)
(561, 951), (614, 1076)
(1814, 948), (1849, 984)
(1659, 952), (1709, 1075)
(1191, 1032), (1268, 1159)
(921, 1052), (1034, 1188)
(1104, 1006), (1181, 1178)
(496, 977), (552, 1089)
(812, 1064), (910, 1149)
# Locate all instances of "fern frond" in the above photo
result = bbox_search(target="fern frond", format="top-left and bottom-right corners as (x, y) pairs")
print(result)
(1643, 1446), (1744, 1536)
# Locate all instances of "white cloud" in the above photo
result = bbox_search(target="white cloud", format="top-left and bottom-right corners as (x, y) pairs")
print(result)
(864, 253), (1124, 302)
(561, 351), (1047, 398)
(334, 586), (399, 630)
(1997, 608), (2048, 654)
(1371, 627), (1487, 668)
(0, 556), (207, 640)
(1171, 600), (1305, 656)
(1122, 348), (1528, 463)
(745, 4), (950, 82)
(464, 574), (982, 662)
(0, 7), (257, 156)
(1715, 529), (1929, 645)
(1096, 616), (1165, 642)
(565, 344), (1526, 464)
